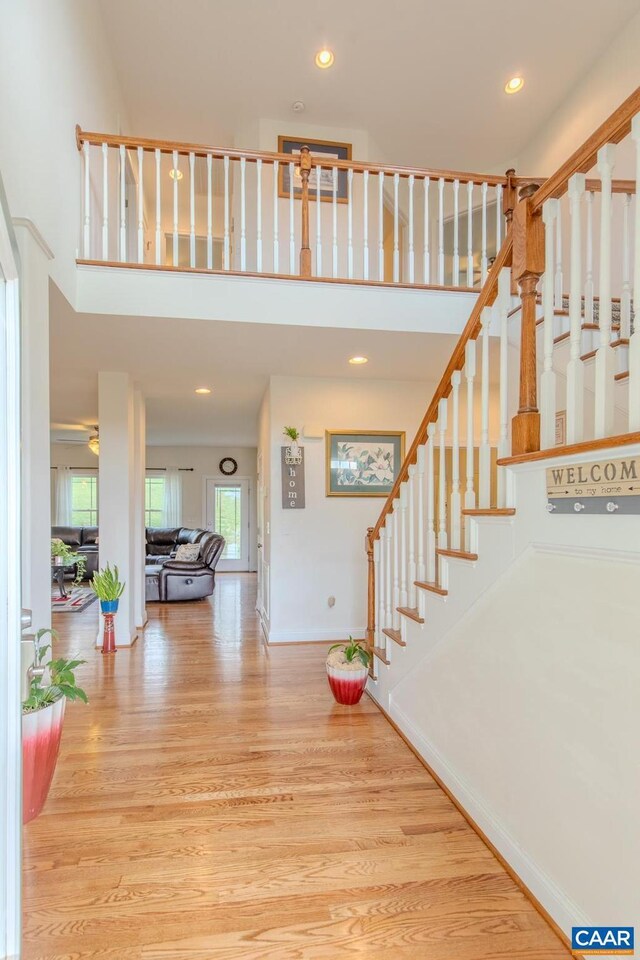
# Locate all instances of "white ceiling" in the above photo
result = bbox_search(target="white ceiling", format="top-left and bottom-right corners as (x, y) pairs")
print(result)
(97, 0), (638, 173)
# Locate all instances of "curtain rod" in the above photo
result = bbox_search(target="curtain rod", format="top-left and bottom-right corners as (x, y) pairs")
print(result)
(50, 466), (194, 471)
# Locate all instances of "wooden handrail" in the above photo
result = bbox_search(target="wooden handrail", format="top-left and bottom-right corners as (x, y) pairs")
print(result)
(530, 86), (640, 210)
(371, 232), (513, 541)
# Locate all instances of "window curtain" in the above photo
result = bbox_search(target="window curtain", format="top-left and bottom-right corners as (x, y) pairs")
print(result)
(55, 466), (72, 525)
(164, 468), (182, 527)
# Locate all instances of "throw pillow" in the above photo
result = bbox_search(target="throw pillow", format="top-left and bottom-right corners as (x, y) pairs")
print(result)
(175, 543), (201, 562)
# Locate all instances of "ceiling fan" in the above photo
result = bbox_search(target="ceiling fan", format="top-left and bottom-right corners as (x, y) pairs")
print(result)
(50, 423), (99, 455)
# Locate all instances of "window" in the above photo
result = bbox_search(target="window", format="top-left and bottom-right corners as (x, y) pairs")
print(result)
(145, 475), (166, 527)
(214, 484), (241, 559)
(70, 474), (98, 526)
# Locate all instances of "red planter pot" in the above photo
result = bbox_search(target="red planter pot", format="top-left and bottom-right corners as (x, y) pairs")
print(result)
(22, 698), (65, 824)
(326, 664), (368, 705)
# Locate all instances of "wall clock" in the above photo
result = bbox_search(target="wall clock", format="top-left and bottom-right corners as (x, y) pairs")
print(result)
(219, 457), (238, 476)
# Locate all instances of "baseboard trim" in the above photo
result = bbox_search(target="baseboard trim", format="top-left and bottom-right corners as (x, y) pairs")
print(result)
(366, 691), (582, 959)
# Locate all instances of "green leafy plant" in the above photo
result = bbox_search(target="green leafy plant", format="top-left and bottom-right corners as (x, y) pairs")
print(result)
(22, 628), (88, 713)
(283, 426), (300, 442)
(51, 538), (86, 585)
(328, 636), (371, 667)
(91, 563), (125, 602)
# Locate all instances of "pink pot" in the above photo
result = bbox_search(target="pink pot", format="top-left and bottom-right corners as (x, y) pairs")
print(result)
(326, 663), (368, 705)
(22, 698), (65, 824)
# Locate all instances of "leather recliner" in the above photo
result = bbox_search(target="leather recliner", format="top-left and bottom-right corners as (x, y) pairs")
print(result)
(144, 531), (225, 602)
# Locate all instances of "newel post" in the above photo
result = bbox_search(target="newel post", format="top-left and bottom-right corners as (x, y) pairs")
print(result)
(365, 527), (375, 654)
(511, 182), (544, 455)
(299, 146), (312, 277)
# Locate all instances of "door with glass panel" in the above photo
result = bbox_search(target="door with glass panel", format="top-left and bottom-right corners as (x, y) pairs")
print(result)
(204, 479), (250, 572)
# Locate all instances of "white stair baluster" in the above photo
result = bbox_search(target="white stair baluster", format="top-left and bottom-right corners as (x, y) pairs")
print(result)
(119, 143), (126, 262)
(497, 268), (511, 504)
(375, 535), (384, 646)
(392, 500), (400, 630)
(207, 154), (213, 269)
(495, 183), (503, 252)
(594, 143), (616, 439)
(407, 466), (417, 608)
(102, 142), (109, 260)
(452, 179), (460, 286)
(481, 181), (488, 284)
(479, 307), (491, 508)
(256, 158), (262, 273)
(540, 199), (559, 448)
(426, 424), (437, 584)
(378, 171), (385, 280)
(450, 371), (462, 549)
(363, 169), (369, 280)
(288, 160), (295, 273)
(393, 172), (400, 282)
(423, 177), (430, 284)
(585, 190), (594, 323)
(408, 174), (415, 284)
(332, 166), (338, 277)
(464, 340), (477, 551)
(223, 155), (230, 270)
(239, 156), (247, 272)
(467, 181), (474, 287)
(272, 159), (279, 273)
(437, 398), (448, 550)
(399, 485), (408, 609)
(172, 149), (179, 267)
(630, 115), (640, 431)
(315, 164), (322, 276)
(82, 140), (91, 258)
(416, 444), (426, 584)
(347, 168), (354, 279)
(554, 201), (563, 308)
(137, 147), (144, 264)
(566, 176), (586, 444)
(438, 177), (445, 285)
(621, 193), (632, 340)
(384, 515), (393, 629)
(155, 148), (161, 266)
(189, 151), (196, 268)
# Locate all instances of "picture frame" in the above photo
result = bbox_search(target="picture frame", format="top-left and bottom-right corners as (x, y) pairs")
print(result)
(555, 410), (567, 446)
(278, 136), (352, 203)
(326, 430), (406, 497)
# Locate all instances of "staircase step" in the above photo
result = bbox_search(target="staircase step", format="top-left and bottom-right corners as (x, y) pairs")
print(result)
(372, 645), (390, 665)
(415, 580), (448, 597)
(382, 627), (405, 646)
(615, 370), (629, 382)
(461, 508), (515, 517)
(397, 606), (424, 624)
(437, 548), (479, 562)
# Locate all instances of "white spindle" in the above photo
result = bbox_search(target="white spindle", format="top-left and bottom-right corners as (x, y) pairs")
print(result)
(407, 465), (417, 608)
(452, 179), (460, 286)
(393, 172), (400, 283)
(416, 445), (425, 584)
(554, 201), (563, 308)
(408, 174), (415, 284)
(172, 149), (179, 267)
(136, 147), (144, 264)
(479, 307), (491, 508)
(480, 181), (488, 284)
(540, 199), (559, 448)
(423, 177), (430, 284)
(375, 535), (384, 646)
(102, 142), (109, 260)
(256, 158), (262, 273)
(464, 340), (476, 551)
(426, 424), (437, 584)
(189, 151), (196, 268)
(399, 484), (408, 609)
(288, 160), (295, 273)
(567, 176), (586, 444)
(495, 183), (503, 252)
(497, 268), (511, 505)
(363, 170), (369, 281)
(273, 160), (279, 273)
(315, 164), (322, 276)
(585, 190), (594, 323)
(630, 115), (640, 432)
(155, 148), (161, 266)
(438, 178), (445, 285)
(466, 181), (473, 287)
(239, 156), (246, 272)
(347, 168), (354, 279)
(594, 143), (616, 439)
(450, 371), (462, 550)
(119, 143), (126, 262)
(206, 154), (213, 270)
(392, 501), (400, 630)
(82, 140), (91, 258)
(437, 397), (448, 550)
(332, 166), (338, 278)
(621, 193), (632, 340)
(384, 515), (393, 630)
(223, 155), (230, 270)
(378, 172), (385, 280)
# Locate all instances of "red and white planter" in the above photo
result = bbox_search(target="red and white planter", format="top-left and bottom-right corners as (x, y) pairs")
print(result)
(326, 661), (369, 705)
(22, 698), (65, 824)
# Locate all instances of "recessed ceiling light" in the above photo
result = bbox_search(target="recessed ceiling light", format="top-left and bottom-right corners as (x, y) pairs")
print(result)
(348, 356), (368, 365)
(195, 387), (211, 394)
(315, 48), (334, 69)
(504, 76), (524, 95)
(169, 168), (183, 180)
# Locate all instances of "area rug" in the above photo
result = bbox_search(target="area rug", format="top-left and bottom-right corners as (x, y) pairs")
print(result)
(51, 587), (97, 613)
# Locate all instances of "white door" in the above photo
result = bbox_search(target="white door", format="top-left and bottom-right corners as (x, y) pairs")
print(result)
(204, 478), (250, 572)
(0, 180), (23, 959)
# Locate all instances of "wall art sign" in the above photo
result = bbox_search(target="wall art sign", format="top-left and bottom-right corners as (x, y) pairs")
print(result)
(281, 447), (305, 509)
(278, 136), (352, 202)
(326, 431), (405, 498)
(546, 455), (640, 515)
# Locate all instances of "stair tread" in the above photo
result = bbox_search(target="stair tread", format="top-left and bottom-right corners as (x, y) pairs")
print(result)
(372, 645), (390, 665)
(382, 627), (405, 646)
(437, 548), (479, 561)
(615, 370), (629, 381)
(461, 508), (515, 516)
(415, 580), (448, 596)
(396, 606), (425, 624)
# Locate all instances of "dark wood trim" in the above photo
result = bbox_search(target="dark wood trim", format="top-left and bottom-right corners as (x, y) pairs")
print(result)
(497, 432), (640, 466)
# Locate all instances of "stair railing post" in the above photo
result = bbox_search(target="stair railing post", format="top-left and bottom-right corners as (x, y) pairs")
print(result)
(299, 146), (312, 277)
(366, 527), (375, 660)
(511, 182), (544, 455)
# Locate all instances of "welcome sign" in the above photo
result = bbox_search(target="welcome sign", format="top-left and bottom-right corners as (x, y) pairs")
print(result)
(546, 455), (640, 515)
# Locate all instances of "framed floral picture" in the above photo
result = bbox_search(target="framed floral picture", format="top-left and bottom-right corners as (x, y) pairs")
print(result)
(326, 431), (406, 497)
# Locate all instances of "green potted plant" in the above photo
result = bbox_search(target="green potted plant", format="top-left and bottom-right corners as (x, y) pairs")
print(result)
(91, 564), (126, 653)
(283, 426), (300, 457)
(326, 636), (371, 705)
(22, 628), (87, 823)
(51, 537), (86, 584)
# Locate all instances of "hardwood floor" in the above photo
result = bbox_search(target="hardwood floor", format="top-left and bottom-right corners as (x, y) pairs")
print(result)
(23, 573), (569, 959)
